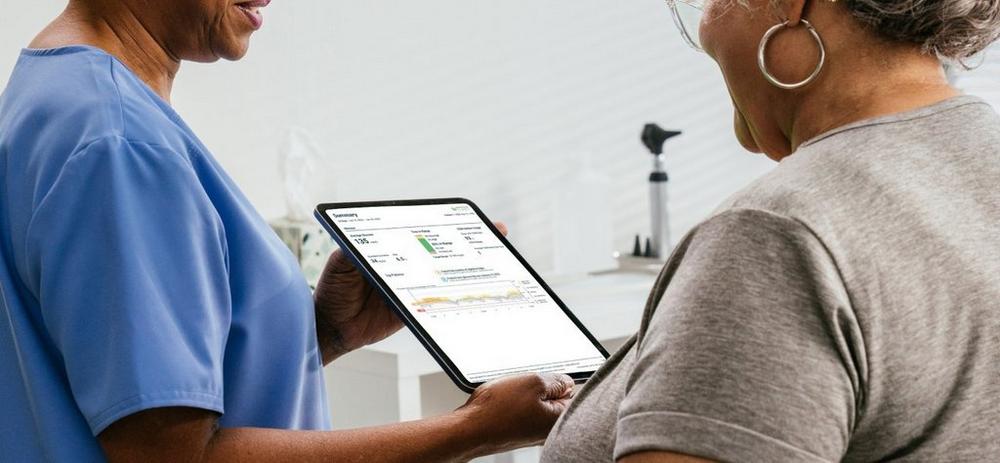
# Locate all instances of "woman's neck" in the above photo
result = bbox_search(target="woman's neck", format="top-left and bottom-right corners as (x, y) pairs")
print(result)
(786, 51), (960, 153)
(29, 1), (180, 103)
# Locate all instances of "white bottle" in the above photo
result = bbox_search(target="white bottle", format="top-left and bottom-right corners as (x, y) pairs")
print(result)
(552, 154), (616, 276)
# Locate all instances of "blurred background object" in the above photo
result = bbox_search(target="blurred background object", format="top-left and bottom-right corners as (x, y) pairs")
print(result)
(270, 127), (338, 289)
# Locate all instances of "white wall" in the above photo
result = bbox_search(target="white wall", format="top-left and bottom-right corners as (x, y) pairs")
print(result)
(3, 0), (777, 273)
(952, 42), (1000, 111)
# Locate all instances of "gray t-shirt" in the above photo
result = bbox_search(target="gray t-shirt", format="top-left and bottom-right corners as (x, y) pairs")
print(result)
(540, 96), (1000, 462)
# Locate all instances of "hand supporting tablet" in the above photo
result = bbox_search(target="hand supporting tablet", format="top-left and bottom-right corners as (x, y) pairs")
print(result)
(315, 198), (608, 392)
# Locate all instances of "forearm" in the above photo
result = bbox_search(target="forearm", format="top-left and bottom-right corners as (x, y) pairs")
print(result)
(205, 413), (483, 463)
(102, 374), (570, 463)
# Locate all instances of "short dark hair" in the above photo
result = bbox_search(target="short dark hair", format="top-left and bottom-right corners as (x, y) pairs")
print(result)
(844, 0), (1000, 60)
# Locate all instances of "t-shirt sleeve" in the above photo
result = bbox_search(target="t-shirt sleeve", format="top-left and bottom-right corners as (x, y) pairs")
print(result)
(615, 209), (864, 462)
(22, 136), (231, 435)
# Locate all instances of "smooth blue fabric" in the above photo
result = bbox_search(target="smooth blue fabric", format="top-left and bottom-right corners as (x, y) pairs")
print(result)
(0, 46), (330, 461)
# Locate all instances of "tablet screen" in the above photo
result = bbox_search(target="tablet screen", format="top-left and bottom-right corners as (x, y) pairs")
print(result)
(324, 202), (606, 384)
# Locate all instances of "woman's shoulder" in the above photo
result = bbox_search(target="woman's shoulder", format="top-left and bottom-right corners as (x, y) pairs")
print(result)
(3, 46), (195, 157)
(4, 48), (121, 141)
(711, 155), (837, 228)
(718, 95), (1000, 223)
(695, 143), (880, 259)
(1, 47), (214, 225)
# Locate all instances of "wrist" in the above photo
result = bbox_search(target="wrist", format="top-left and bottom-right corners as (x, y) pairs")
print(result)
(448, 406), (495, 460)
(313, 303), (351, 365)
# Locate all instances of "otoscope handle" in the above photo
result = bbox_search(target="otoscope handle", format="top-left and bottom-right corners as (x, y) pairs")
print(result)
(649, 169), (670, 258)
(641, 123), (681, 259)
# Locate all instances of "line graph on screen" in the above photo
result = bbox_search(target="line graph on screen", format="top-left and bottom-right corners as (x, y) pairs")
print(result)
(408, 281), (528, 312)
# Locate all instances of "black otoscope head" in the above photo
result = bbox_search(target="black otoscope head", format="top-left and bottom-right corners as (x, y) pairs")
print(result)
(642, 124), (682, 155)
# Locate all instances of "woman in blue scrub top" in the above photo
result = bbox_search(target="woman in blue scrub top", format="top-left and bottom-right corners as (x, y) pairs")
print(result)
(0, 1), (574, 461)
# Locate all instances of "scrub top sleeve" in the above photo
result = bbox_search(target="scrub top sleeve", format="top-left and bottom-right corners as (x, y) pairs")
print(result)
(23, 136), (231, 435)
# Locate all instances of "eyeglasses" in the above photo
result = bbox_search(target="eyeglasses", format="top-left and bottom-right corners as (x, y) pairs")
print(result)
(666, 0), (706, 52)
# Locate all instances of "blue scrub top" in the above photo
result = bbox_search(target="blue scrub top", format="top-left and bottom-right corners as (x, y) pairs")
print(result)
(0, 46), (330, 461)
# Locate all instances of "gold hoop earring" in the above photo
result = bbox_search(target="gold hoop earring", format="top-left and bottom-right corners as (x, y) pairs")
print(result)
(757, 19), (826, 90)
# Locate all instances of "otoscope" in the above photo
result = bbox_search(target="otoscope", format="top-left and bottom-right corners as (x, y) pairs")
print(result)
(641, 124), (682, 259)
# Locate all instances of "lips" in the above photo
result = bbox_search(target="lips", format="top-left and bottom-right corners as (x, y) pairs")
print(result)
(235, 0), (271, 30)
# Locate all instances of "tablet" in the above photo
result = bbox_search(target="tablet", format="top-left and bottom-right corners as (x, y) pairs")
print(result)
(315, 198), (609, 392)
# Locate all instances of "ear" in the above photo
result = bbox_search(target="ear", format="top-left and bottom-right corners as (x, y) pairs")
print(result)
(780, 0), (808, 26)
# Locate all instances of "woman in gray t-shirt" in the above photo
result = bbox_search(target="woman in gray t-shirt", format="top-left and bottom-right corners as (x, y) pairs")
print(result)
(541, 0), (1000, 462)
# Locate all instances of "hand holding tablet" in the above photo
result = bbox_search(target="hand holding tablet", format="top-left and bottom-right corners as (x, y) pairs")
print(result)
(315, 198), (608, 392)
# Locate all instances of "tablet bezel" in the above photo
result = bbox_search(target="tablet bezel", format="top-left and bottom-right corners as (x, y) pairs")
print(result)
(315, 198), (610, 393)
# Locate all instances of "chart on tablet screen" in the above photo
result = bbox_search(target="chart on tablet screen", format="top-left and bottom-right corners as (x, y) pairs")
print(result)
(409, 281), (528, 312)
(327, 203), (605, 382)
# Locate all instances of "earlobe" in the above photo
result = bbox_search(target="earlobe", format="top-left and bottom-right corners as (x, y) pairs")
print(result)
(782, 0), (808, 26)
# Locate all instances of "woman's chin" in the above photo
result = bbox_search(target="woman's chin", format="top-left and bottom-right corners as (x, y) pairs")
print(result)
(219, 39), (252, 61)
(198, 34), (253, 62)
(733, 110), (763, 154)
(186, 42), (249, 63)
(737, 133), (763, 153)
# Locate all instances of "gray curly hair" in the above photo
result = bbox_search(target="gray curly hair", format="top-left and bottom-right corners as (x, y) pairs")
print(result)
(843, 0), (1000, 60)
